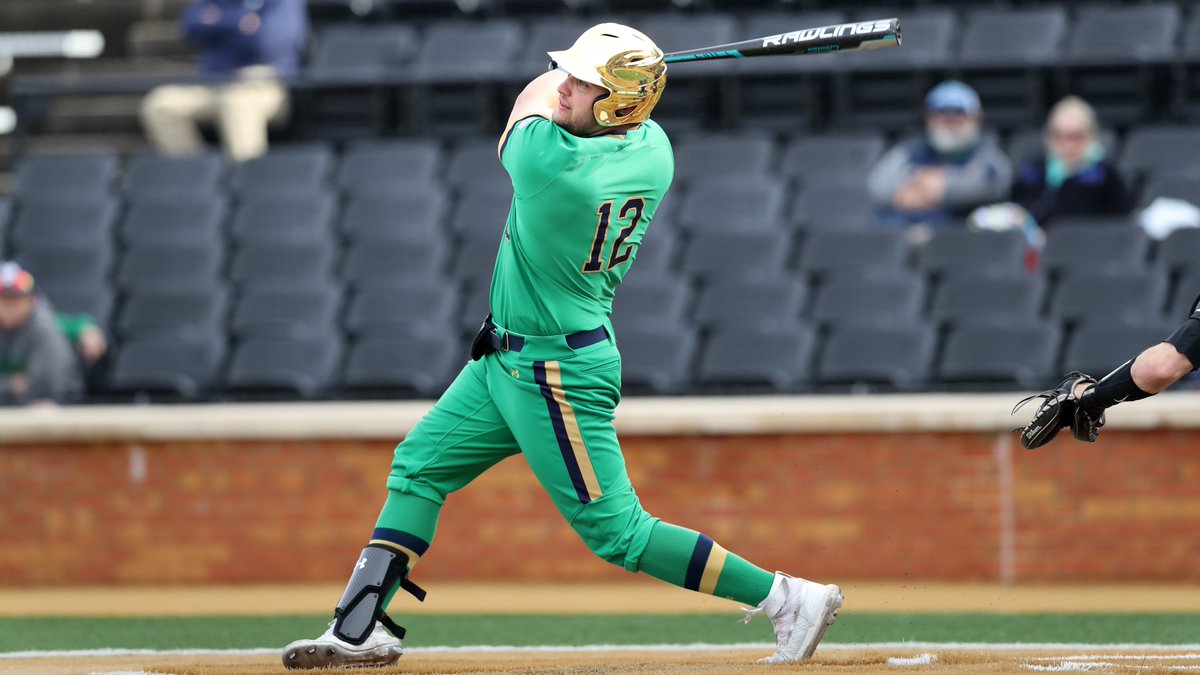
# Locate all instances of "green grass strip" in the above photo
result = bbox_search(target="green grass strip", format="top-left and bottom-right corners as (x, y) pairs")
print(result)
(2, 614), (1199, 653)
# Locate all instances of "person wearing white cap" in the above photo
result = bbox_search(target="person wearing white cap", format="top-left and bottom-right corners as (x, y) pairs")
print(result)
(280, 23), (842, 670)
(868, 80), (1013, 234)
(0, 261), (82, 406)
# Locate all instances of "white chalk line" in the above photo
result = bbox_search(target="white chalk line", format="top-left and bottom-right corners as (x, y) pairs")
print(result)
(5, 642), (1200, 660)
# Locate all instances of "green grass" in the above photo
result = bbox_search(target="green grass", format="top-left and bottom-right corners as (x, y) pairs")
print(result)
(2, 614), (1199, 653)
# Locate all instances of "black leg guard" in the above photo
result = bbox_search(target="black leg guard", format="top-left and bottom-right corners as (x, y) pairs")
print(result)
(332, 544), (426, 646)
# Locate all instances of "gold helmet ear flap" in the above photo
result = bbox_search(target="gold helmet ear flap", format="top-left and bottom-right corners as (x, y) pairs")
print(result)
(591, 48), (667, 127)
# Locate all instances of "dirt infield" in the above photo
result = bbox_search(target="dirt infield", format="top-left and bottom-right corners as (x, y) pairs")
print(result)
(6, 582), (1200, 617)
(7, 647), (1200, 675)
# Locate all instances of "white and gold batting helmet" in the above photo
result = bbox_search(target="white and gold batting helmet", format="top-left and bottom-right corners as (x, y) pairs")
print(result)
(548, 23), (667, 127)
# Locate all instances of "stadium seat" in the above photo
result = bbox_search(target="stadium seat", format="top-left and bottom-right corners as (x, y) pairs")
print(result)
(12, 152), (117, 200)
(457, 282), (491, 336)
(795, 229), (907, 280)
(117, 289), (229, 340)
(1171, 269), (1200, 316)
(337, 140), (443, 196)
(671, 134), (776, 186)
(342, 336), (461, 398)
(698, 324), (818, 393)
(624, 232), (676, 274)
(229, 242), (337, 290)
(616, 325), (696, 395)
(728, 11), (845, 129)
(37, 280), (114, 329)
(1119, 126), (1200, 181)
(928, 274), (1046, 328)
(1140, 175), (1200, 208)
(1061, 317), (1178, 378)
(609, 275), (691, 332)
(832, 10), (957, 130)
(119, 244), (224, 294)
(15, 244), (113, 290)
(1040, 224), (1150, 277)
(9, 198), (119, 251)
(108, 336), (224, 400)
(936, 322), (1062, 390)
(815, 323), (937, 390)
(808, 271), (927, 328)
(307, 24), (418, 82)
(676, 176), (787, 232)
(450, 188), (515, 241)
(1063, 3), (1181, 125)
(231, 287), (342, 339)
(1048, 270), (1169, 324)
(119, 197), (228, 248)
(445, 138), (511, 194)
(224, 334), (343, 399)
(229, 192), (338, 246)
(449, 238), (501, 287)
(789, 184), (876, 231)
(343, 238), (450, 287)
(345, 282), (459, 337)
(341, 191), (449, 244)
(956, 7), (1068, 128)
(632, 14), (739, 130)
(680, 230), (791, 281)
(916, 229), (1028, 280)
(122, 153), (224, 199)
(693, 278), (807, 329)
(413, 21), (522, 81)
(779, 132), (887, 190)
(228, 143), (335, 196)
(1156, 228), (1200, 276)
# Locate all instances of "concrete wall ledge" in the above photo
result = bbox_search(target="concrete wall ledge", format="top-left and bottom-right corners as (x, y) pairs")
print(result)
(1, 392), (1197, 443)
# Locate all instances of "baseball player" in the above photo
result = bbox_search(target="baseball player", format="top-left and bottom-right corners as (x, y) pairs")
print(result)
(1014, 296), (1200, 449)
(281, 23), (842, 669)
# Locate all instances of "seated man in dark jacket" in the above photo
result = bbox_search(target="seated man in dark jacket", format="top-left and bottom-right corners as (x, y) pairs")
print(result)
(140, 0), (308, 161)
(1011, 96), (1132, 227)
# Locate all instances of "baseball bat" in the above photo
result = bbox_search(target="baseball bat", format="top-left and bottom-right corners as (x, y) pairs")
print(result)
(662, 18), (901, 63)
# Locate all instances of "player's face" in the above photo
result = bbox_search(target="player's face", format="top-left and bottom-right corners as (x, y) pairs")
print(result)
(0, 294), (34, 331)
(554, 74), (608, 136)
(1046, 109), (1094, 167)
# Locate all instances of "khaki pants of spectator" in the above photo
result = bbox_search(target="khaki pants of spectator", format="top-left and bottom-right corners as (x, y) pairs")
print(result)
(140, 66), (288, 161)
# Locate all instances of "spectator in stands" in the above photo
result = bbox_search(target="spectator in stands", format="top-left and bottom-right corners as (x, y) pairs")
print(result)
(0, 262), (82, 406)
(1011, 96), (1132, 227)
(868, 80), (1012, 236)
(140, 0), (308, 161)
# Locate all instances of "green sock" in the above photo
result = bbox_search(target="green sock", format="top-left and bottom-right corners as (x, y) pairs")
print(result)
(371, 491), (442, 608)
(637, 521), (775, 606)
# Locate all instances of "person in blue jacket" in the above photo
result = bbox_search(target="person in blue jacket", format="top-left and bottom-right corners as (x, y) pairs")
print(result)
(140, 0), (308, 161)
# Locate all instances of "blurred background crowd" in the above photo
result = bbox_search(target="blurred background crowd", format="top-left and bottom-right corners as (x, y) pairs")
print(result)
(0, 0), (1197, 405)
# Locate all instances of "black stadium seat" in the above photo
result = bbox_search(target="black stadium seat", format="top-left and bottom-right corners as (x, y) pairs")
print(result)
(676, 176), (787, 233)
(118, 289), (228, 340)
(9, 198), (119, 251)
(693, 278), (807, 330)
(37, 281), (115, 329)
(12, 152), (117, 200)
(680, 230), (791, 281)
(228, 143), (335, 196)
(119, 244), (224, 294)
(231, 287), (342, 340)
(789, 184), (875, 231)
(616, 325), (696, 395)
(342, 336), (460, 397)
(698, 324), (818, 394)
(928, 275), (1046, 328)
(1040, 225), (1151, 277)
(916, 230), (1028, 280)
(341, 191), (449, 244)
(1157, 228), (1200, 276)
(936, 322), (1062, 390)
(308, 24), (418, 83)
(15, 244), (113, 290)
(119, 197), (228, 248)
(609, 275), (691, 332)
(344, 238), (450, 287)
(808, 272), (926, 328)
(345, 282), (459, 338)
(780, 132), (886, 189)
(123, 153), (224, 199)
(229, 192), (338, 246)
(108, 336), (225, 400)
(1119, 126), (1200, 180)
(337, 140), (442, 196)
(1061, 318), (1178, 378)
(224, 334), (343, 399)
(1048, 270), (1169, 325)
(816, 323), (937, 390)
(230, 242), (338, 290)
(671, 134), (775, 185)
(795, 230), (907, 280)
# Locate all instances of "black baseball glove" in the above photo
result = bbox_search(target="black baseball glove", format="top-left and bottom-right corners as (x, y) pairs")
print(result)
(1011, 371), (1101, 449)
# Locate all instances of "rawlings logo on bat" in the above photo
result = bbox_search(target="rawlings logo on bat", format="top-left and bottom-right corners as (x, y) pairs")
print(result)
(761, 20), (892, 47)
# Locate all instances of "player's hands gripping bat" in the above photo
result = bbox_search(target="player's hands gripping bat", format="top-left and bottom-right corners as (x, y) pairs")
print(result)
(662, 18), (901, 64)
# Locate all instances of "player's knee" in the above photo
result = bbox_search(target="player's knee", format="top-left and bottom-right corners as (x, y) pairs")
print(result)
(569, 492), (656, 571)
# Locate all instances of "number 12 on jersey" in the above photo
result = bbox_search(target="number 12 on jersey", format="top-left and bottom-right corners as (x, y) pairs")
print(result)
(582, 197), (645, 274)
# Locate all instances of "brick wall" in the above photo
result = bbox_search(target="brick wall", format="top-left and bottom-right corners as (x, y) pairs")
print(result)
(2, 430), (1198, 585)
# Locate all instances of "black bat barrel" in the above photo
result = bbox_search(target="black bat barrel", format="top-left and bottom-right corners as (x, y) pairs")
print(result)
(663, 17), (901, 63)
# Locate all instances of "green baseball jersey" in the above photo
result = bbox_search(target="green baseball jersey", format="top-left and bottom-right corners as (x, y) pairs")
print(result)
(493, 115), (673, 336)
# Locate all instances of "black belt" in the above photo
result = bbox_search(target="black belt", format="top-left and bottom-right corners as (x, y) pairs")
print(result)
(486, 325), (609, 353)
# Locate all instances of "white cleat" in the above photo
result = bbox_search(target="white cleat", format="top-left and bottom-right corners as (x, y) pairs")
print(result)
(282, 620), (403, 670)
(742, 572), (843, 663)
